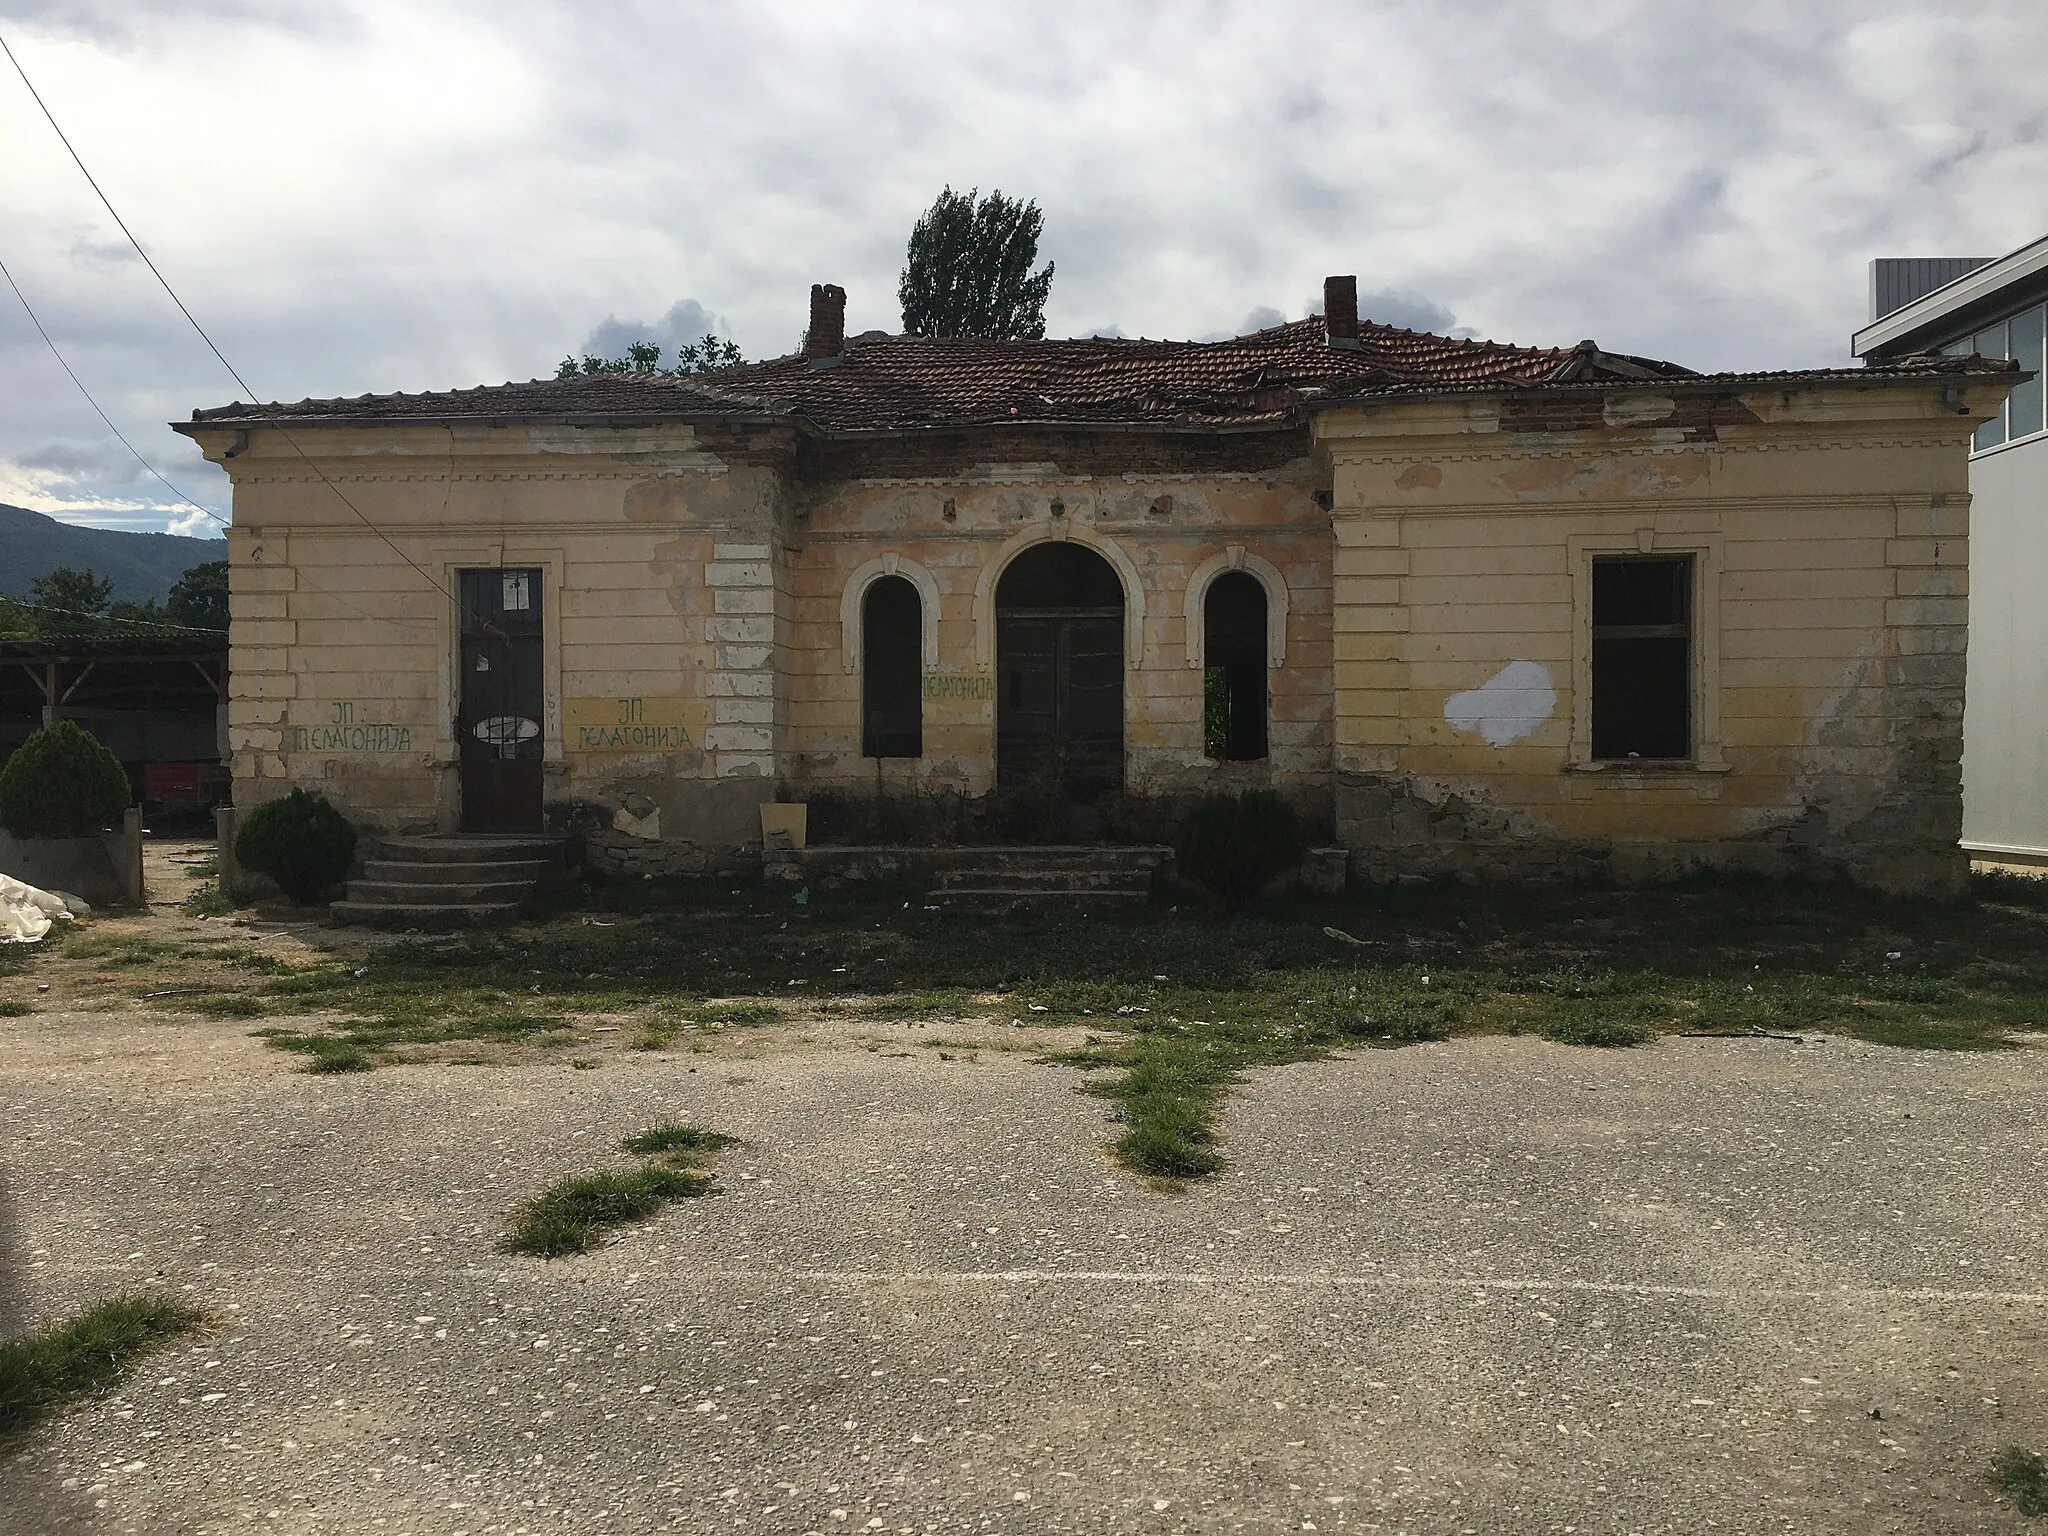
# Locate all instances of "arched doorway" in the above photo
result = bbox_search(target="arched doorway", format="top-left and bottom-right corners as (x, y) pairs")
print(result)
(995, 541), (1125, 801)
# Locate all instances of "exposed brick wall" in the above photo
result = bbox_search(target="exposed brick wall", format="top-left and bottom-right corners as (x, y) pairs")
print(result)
(795, 426), (1318, 484)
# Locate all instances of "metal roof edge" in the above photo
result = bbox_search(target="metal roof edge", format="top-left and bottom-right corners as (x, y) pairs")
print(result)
(1852, 231), (2048, 357)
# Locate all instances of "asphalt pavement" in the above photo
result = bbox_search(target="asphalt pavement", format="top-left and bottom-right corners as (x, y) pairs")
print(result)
(1, 1008), (2044, 1535)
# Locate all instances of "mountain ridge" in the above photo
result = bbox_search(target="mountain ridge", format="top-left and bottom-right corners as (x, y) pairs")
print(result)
(0, 503), (225, 603)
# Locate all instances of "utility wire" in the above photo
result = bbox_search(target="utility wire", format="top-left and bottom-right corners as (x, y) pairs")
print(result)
(0, 27), (464, 613)
(0, 245), (436, 633)
(0, 252), (227, 531)
(2, 599), (225, 636)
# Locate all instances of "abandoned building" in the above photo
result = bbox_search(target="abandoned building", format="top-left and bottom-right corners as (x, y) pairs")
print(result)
(174, 276), (2020, 895)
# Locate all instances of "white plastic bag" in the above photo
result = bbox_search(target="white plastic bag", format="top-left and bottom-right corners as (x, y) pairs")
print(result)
(0, 872), (77, 943)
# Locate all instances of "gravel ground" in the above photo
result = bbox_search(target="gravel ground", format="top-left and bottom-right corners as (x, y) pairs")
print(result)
(0, 999), (2043, 1536)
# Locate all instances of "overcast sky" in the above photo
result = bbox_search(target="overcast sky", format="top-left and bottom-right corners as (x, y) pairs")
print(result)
(1, 0), (2043, 537)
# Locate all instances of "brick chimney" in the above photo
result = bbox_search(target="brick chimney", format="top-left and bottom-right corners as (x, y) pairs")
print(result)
(1324, 274), (1360, 349)
(805, 283), (846, 367)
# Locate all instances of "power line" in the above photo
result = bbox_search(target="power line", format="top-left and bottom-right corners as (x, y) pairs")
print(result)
(0, 245), (437, 634)
(2, 599), (225, 636)
(0, 27), (464, 614)
(0, 252), (228, 531)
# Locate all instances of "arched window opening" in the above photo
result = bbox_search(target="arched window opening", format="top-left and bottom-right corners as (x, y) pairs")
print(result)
(1203, 570), (1268, 760)
(862, 575), (923, 758)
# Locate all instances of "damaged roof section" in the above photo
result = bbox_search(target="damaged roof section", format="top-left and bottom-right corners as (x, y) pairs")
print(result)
(179, 286), (2022, 440)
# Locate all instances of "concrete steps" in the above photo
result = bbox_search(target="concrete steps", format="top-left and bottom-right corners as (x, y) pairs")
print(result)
(331, 835), (565, 925)
(929, 846), (1167, 913)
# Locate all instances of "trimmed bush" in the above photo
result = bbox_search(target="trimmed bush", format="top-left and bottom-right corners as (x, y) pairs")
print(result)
(233, 789), (357, 904)
(1174, 790), (1309, 914)
(0, 719), (131, 839)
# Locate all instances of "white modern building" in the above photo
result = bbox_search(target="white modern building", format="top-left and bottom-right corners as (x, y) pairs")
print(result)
(1855, 236), (2048, 869)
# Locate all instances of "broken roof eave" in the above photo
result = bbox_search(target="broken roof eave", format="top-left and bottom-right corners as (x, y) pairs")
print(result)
(1302, 365), (2026, 416)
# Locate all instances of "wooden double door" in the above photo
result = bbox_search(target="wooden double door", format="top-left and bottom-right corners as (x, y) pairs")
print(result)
(994, 543), (1126, 803)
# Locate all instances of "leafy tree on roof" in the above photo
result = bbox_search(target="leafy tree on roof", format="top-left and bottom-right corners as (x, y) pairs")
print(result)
(899, 186), (1055, 340)
(555, 335), (743, 380)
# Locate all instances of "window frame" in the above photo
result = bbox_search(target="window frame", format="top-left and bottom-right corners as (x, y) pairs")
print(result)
(1567, 531), (1725, 773)
(1941, 298), (2048, 456)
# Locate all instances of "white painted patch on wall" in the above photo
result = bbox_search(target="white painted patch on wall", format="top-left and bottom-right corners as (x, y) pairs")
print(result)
(1445, 660), (1558, 748)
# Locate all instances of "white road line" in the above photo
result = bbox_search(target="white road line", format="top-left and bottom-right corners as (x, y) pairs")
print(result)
(683, 1268), (2048, 1305)
(29, 1261), (2048, 1305)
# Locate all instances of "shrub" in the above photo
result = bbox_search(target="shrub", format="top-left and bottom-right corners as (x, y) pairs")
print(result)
(1174, 790), (1308, 914)
(233, 788), (358, 904)
(0, 719), (131, 839)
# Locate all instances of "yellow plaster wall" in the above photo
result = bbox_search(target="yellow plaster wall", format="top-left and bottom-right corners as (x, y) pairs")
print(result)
(1317, 381), (1988, 890)
(782, 469), (1332, 800)
(202, 422), (773, 845)
(200, 422), (1337, 848)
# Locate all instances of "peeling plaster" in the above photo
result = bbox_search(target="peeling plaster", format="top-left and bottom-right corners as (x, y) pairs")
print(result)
(1445, 660), (1558, 748)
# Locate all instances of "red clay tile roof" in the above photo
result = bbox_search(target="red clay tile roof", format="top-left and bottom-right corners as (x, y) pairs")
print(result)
(180, 318), (2017, 436)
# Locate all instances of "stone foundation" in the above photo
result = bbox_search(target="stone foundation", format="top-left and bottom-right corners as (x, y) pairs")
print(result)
(1336, 770), (1967, 895)
(582, 828), (757, 880)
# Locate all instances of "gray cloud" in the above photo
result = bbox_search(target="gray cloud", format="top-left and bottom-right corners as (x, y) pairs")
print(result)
(1357, 290), (1457, 335)
(575, 299), (729, 364)
(1, 1), (2043, 531)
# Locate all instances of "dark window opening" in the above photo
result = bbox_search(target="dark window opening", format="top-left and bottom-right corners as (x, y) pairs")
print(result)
(1203, 570), (1269, 761)
(861, 575), (922, 758)
(1591, 555), (1692, 760)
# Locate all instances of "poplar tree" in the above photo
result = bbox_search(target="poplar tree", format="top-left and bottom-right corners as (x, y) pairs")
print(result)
(898, 187), (1055, 340)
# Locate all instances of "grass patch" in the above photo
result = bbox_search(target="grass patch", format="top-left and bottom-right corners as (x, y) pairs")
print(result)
(182, 881), (240, 917)
(853, 989), (979, 1021)
(499, 1121), (736, 1257)
(253, 1010), (571, 1072)
(1994, 1446), (2048, 1517)
(60, 867), (2043, 1175)
(58, 933), (188, 966)
(497, 1165), (713, 1257)
(621, 1122), (738, 1157)
(696, 1001), (781, 1026)
(1975, 869), (2048, 910)
(0, 1293), (206, 1435)
(0, 1000), (34, 1017)
(187, 993), (266, 1019)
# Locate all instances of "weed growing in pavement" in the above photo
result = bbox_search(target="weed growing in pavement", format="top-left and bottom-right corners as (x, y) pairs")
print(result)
(621, 1123), (738, 1157)
(500, 1121), (736, 1258)
(0, 1293), (207, 1435)
(253, 1010), (572, 1072)
(1993, 1446), (2048, 1517)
